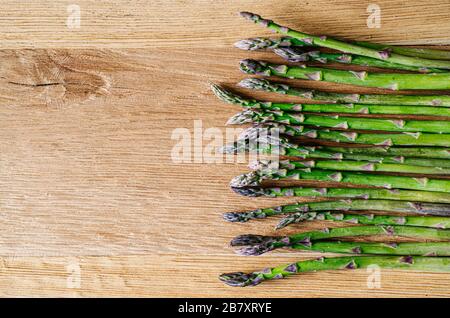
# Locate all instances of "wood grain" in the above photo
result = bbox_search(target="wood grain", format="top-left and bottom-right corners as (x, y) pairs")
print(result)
(0, 0), (450, 49)
(1, 0), (450, 297)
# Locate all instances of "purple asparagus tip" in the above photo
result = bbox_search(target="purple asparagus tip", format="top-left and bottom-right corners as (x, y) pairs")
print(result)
(219, 272), (262, 287)
(231, 186), (266, 197)
(239, 59), (271, 76)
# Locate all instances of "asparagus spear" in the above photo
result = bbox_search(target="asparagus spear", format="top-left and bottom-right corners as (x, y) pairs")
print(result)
(234, 36), (310, 50)
(223, 135), (450, 167)
(239, 78), (450, 107)
(212, 84), (450, 117)
(250, 158), (450, 175)
(228, 108), (450, 134)
(273, 47), (444, 73)
(232, 186), (450, 204)
(355, 41), (450, 61)
(328, 145), (450, 159)
(241, 123), (450, 147)
(235, 37), (450, 61)
(220, 256), (450, 287)
(277, 211), (450, 230)
(229, 169), (450, 194)
(231, 226), (450, 256)
(288, 241), (450, 256)
(223, 199), (450, 223)
(239, 12), (450, 70)
(240, 59), (450, 90)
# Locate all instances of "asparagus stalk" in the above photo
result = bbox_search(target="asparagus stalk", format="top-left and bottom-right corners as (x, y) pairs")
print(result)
(328, 145), (450, 159)
(273, 47), (444, 73)
(355, 41), (450, 61)
(232, 186), (450, 204)
(212, 84), (450, 117)
(240, 59), (450, 90)
(239, 12), (450, 70)
(277, 211), (450, 230)
(231, 226), (450, 256)
(224, 199), (450, 223)
(229, 169), (450, 194)
(220, 256), (450, 287)
(228, 108), (450, 134)
(223, 135), (450, 167)
(250, 158), (450, 175)
(239, 78), (450, 107)
(241, 123), (450, 147)
(235, 37), (450, 61)
(290, 241), (450, 256)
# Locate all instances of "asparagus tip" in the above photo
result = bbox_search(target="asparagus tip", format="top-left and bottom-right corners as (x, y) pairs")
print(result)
(238, 78), (289, 94)
(231, 234), (287, 256)
(229, 171), (262, 188)
(211, 83), (248, 105)
(230, 186), (265, 197)
(219, 272), (263, 287)
(239, 59), (270, 75)
(223, 212), (246, 222)
(274, 47), (310, 62)
(239, 11), (260, 22)
(234, 38), (269, 51)
(276, 212), (315, 229)
(226, 110), (256, 125)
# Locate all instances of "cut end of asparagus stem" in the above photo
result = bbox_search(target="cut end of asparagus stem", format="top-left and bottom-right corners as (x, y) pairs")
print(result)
(219, 272), (263, 287)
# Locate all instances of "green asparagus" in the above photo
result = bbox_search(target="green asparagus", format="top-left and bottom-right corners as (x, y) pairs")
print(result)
(220, 256), (450, 287)
(232, 186), (450, 204)
(228, 108), (450, 134)
(250, 158), (450, 175)
(238, 78), (450, 107)
(239, 12), (450, 70)
(241, 123), (450, 147)
(212, 84), (450, 117)
(229, 169), (450, 194)
(239, 78), (450, 107)
(235, 36), (450, 61)
(231, 226), (450, 256)
(328, 145), (450, 159)
(277, 211), (450, 230)
(223, 135), (450, 167)
(240, 59), (450, 90)
(273, 47), (444, 73)
(223, 199), (450, 223)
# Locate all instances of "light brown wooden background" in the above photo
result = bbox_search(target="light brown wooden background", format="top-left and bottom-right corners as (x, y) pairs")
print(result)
(1, 0), (450, 297)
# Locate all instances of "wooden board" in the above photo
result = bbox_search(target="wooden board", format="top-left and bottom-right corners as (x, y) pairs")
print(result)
(0, 0), (450, 297)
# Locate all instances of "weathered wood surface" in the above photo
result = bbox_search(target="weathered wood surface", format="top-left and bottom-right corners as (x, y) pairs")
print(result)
(1, 0), (450, 297)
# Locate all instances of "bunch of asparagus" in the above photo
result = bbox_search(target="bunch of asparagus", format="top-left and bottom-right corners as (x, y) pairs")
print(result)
(213, 12), (450, 287)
